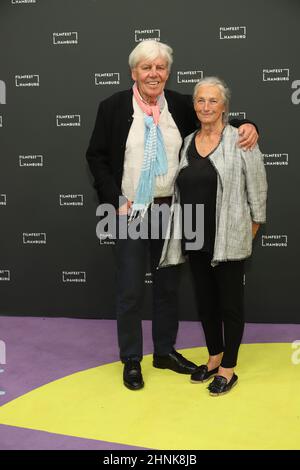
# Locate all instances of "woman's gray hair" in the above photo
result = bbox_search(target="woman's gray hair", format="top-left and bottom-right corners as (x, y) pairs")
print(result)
(128, 40), (173, 71)
(193, 76), (231, 124)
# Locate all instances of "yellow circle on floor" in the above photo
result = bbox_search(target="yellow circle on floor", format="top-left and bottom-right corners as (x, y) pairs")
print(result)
(0, 343), (299, 449)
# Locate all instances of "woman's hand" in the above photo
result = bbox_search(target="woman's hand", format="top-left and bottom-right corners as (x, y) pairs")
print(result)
(252, 222), (260, 239)
(238, 123), (258, 150)
(117, 199), (132, 215)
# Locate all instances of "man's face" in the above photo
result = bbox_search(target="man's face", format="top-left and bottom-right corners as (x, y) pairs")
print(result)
(131, 56), (169, 104)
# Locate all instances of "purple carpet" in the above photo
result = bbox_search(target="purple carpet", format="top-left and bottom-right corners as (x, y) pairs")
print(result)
(0, 316), (299, 450)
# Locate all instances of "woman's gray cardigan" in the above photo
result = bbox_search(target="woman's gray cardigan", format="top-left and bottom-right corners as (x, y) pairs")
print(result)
(159, 125), (268, 268)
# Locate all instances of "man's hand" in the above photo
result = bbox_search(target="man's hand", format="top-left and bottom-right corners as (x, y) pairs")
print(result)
(117, 199), (132, 215)
(238, 123), (258, 150)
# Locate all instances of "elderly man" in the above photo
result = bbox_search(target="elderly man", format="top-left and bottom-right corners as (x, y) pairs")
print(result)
(86, 40), (258, 390)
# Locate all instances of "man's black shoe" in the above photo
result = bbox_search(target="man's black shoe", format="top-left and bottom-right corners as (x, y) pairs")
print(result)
(153, 350), (197, 374)
(123, 360), (144, 390)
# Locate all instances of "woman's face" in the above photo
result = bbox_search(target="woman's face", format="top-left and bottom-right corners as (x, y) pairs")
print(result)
(194, 85), (226, 126)
(131, 56), (169, 103)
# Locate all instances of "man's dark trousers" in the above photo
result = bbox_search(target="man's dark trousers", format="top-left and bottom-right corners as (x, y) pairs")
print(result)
(115, 207), (180, 362)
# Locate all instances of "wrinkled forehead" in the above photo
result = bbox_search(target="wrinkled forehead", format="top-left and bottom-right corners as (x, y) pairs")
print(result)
(195, 85), (223, 99)
(135, 55), (169, 68)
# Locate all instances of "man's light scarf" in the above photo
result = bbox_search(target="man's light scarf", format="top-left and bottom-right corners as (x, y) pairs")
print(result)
(129, 83), (168, 220)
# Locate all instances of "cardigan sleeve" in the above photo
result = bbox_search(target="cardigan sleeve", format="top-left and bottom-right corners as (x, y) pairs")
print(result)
(86, 99), (123, 208)
(229, 118), (259, 134)
(241, 144), (268, 223)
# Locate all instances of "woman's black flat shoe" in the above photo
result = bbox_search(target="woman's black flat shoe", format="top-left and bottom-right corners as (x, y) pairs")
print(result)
(190, 364), (219, 383)
(207, 373), (238, 396)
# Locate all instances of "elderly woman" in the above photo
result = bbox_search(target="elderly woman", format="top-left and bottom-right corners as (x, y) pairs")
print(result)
(161, 77), (267, 396)
(86, 42), (258, 391)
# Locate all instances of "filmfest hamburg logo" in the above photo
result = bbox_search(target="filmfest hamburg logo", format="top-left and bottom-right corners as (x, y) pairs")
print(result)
(56, 115), (81, 127)
(53, 32), (78, 45)
(219, 26), (246, 40)
(99, 233), (115, 246)
(229, 112), (246, 120)
(177, 71), (203, 84)
(62, 271), (86, 283)
(263, 68), (289, 82)
(11, 0), (36, 3)
(0, 270), (10, 281)
(59, 194), (84, 206)
(95, 73), (120, 86)
(23, 233), (46, 244)
(263, 153), (288, 166)
(135, 29), (160, 42)
(0, 194), (7, 206)
(19, 155), (43, 167)
(262, 235), (288, 248)
(15, 75), (39, 87)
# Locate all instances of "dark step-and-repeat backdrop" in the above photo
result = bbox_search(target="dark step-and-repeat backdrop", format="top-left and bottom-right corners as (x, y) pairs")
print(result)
(0, 0), (299, 322)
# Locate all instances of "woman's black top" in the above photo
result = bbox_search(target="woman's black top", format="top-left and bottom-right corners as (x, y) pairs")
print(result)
(176, 134), (218, 254)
